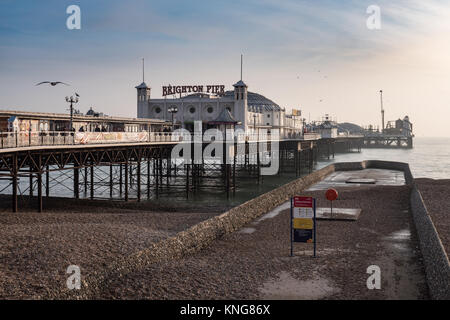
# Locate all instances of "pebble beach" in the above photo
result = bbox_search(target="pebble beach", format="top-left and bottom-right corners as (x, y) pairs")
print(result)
(1, 180), (440, 299)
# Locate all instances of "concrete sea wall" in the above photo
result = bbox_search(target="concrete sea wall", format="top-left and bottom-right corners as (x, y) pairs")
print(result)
(409, 183), (450, 299)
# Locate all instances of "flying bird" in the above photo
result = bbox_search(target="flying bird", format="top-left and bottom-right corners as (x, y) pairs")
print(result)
(36, 81), (70, 86)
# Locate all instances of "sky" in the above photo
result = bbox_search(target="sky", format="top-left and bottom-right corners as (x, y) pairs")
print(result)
(0, 0), (449, 137)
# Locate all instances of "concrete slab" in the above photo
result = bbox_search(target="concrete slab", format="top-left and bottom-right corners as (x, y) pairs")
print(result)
(346, 178), (376, 184)
(307, 168), (405, 191)
(315, 207), (361, 220)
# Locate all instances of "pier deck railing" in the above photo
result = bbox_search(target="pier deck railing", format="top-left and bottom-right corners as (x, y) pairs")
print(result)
(0, 131), (187, 149)
(0, 131), (318, 150)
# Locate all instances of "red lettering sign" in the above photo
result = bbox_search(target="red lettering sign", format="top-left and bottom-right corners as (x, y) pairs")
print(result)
(162, 85), (225, 96)
(293, 196), (313, 208)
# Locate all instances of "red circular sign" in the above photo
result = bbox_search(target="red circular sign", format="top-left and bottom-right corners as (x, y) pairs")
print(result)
(326, 188), (338, 201)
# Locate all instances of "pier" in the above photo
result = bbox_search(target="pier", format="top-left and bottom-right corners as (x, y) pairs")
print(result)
(363, 134), (413, 149)
(0, 132), (363, 212)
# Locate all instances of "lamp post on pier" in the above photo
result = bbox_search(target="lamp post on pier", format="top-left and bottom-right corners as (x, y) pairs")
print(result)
(168, 106), (178, 131)
(65, 95), (79, 133)
(253, 114), (257, 141)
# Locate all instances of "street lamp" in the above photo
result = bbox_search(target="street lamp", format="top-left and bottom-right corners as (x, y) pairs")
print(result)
(168, 106), (178, 131)
(65, 95), (79, 132)
(253, 114), (258, 141)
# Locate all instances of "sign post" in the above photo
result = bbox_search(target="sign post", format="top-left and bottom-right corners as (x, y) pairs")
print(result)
(325, 188), (338, 219)
(290, 198), (293, 257)
(290, 196), (317, 257)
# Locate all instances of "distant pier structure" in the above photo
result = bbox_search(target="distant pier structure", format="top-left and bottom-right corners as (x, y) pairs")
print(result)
(363, 115), (414, 149)
(362, 90), (414, 149)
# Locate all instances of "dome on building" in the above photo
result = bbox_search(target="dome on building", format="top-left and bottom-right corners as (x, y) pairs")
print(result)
(86, 107), (96, 116)
(223, 90), (283, 112)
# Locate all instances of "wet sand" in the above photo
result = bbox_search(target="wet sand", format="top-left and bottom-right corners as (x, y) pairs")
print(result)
(415, 178), (450, 256)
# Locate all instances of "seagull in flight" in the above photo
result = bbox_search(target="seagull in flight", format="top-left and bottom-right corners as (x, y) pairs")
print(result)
(36, 81), (70, 86)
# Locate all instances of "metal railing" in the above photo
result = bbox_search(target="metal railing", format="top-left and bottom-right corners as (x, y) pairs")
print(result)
(1, 131), (75, 149)
(0, 131), (318, 150)
(0, 131), (187, 149)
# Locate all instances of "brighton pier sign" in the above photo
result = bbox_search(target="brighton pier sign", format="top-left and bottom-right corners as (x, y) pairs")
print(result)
(162, 85), (225, 96)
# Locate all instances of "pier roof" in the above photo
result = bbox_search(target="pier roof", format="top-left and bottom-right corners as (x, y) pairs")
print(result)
(209, 108), (239, 124)
(135, 82), (149, 89)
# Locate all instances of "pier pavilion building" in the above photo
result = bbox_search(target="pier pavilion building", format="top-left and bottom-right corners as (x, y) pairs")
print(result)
(136, 79), (303, 139)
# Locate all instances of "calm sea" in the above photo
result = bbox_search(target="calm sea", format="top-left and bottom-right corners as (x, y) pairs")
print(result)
(1, 137), (448, 207)
(166, 137), (450, 206)
(316, 137), (450, 180)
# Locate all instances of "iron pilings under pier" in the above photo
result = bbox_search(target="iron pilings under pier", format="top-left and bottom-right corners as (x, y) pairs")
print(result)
(0, 138), (324, 212)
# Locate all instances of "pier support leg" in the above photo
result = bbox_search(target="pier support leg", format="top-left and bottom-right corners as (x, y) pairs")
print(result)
(46, 165), (50, 198)
(119, 164), (123, 197)
(186, 164), (189, 199)
(84, 166), (88, 195)
(109, 164), (113, 198)
(74, 167), (79, 199)
(90, 163), (94, 200)
(37, 155), (42, 212)
(12, 155), (18, 212)
(159, 156), (163, 188)
(137, 157), (141, 202)
(124, 153), (129, 202)
(233, 143), (236, 195)
(147, 159), (151, 199)
(29, 166), (33, 198)
(154, 158), (159, 198)
(257, 142), (260, 183)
